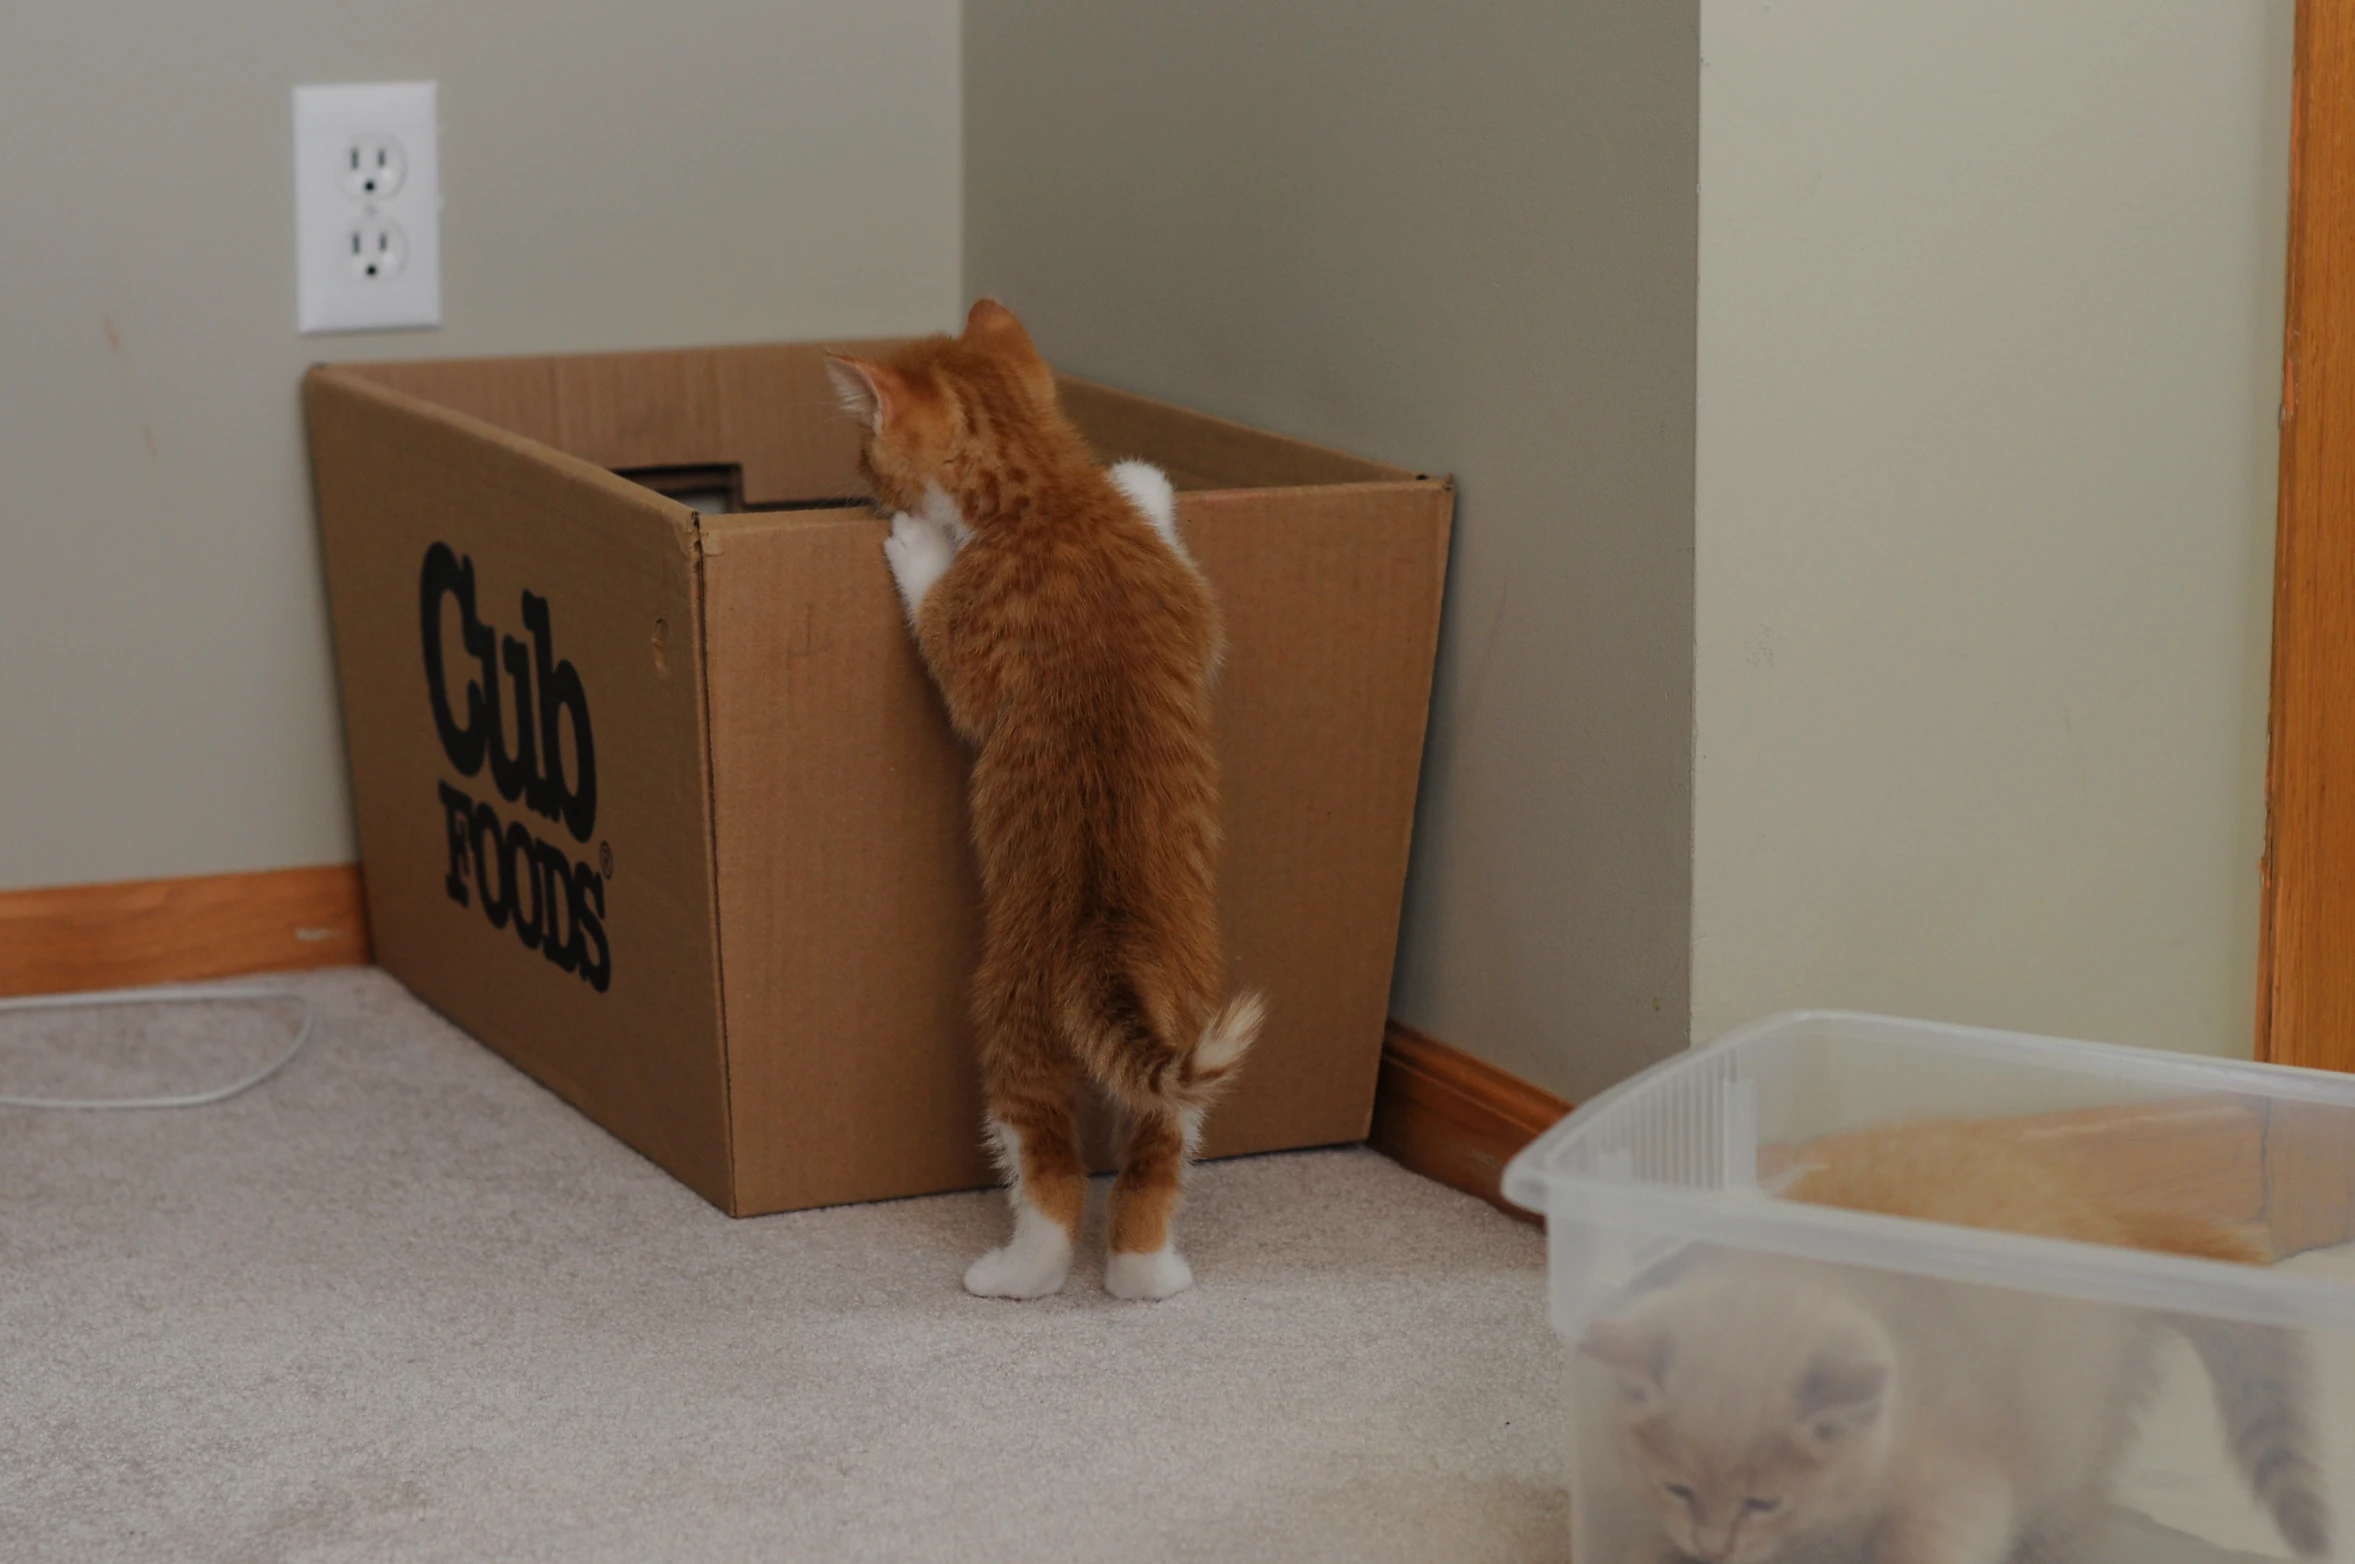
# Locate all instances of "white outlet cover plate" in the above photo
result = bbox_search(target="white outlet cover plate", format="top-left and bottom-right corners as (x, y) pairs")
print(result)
(294, 81), (440, 334)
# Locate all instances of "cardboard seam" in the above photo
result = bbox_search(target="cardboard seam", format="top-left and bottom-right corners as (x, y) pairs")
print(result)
(1362, 479), (1457, 1134)
(685, 517), (743, 1215)
(1182, 478), (1446, 504)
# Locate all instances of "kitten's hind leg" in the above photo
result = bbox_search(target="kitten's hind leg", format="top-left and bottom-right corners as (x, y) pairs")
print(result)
(965, 995), (1084, 1301)
(1104, 1105), (1199, 1302)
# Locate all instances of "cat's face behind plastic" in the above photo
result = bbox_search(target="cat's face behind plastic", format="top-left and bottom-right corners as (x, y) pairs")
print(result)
(1583, 1276), (1895, 1563)
(825, 299), (1060, 519)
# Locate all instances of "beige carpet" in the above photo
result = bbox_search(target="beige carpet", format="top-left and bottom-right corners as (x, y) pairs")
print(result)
(0, 969), (1566, 1563)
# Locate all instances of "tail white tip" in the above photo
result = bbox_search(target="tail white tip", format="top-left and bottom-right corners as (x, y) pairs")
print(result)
(1196, 990), (1266, 1077)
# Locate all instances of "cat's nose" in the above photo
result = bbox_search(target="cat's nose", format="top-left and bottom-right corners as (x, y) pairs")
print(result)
(1691, 1532), (1737, 1564)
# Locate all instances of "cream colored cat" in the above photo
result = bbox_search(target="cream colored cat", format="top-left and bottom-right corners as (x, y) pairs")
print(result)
(1582, 1124), (2331, 1564)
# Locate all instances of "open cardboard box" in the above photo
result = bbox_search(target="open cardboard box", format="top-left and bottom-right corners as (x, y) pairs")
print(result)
(303, 341), (1452, 1217)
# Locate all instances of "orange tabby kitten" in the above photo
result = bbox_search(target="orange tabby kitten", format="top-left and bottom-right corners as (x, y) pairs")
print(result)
(1583, 1123), (2331, 1564)
(827, 300), (1262, 1303)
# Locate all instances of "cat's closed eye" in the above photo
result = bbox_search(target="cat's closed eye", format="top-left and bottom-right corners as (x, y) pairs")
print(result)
(1743, 1497), (1781, 1515)
(1663, 1483), (1697, 1507)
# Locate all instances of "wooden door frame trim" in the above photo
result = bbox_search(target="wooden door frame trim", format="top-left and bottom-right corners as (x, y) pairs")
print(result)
(2259, 0), (2355, 1071)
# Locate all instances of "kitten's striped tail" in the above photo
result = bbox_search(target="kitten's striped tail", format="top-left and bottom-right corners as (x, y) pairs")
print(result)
(1178, 989), (1264, 1106)
(2120, 1209), (2333, 1560)
(2175, 1315), (2333, 1558)
(1073, 985), (1265, 1115)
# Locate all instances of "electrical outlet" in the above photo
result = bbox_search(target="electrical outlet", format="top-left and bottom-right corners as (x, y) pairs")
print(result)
(294, 82), (439, 334)
(338, 133), (407, 201)
(346, 217), (408, 281)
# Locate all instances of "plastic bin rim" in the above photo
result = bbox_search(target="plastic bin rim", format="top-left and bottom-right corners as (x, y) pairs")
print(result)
(1505, 1012), (2355, 1334)
(1538, 1167), (2352, 1331)
(1502, 1007), (2355, 1216)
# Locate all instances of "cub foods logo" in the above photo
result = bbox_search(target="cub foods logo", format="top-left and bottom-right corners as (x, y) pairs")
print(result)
(420, 542), (612, 992)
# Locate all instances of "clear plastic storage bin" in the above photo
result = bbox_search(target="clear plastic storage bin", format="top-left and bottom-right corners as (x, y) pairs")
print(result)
(1504, 1011), (2355, 1564)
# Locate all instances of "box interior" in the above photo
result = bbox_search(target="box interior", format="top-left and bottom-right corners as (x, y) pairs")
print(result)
(344, 341), (1420, 511)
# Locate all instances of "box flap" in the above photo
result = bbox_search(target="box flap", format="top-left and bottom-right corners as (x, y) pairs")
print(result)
(699, 509), (993, 1210)
(1058, 376), (1421, 490)
(700, 474), (1453, 1212)
(342, 340), (907, 509)
(305, 366), (736, 1207)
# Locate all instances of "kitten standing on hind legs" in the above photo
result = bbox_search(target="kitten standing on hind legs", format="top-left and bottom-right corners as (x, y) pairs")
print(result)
(831, 299), (1263, 1303)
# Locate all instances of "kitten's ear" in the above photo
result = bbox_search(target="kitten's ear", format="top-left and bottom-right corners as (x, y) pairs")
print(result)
(1793, 1353), (1888, 1443)
(1581, 1318), (1670, 1403)
(964, 297), (1031, 346)
(826, 355), (901, 432)
(963, 298), (1057, 406)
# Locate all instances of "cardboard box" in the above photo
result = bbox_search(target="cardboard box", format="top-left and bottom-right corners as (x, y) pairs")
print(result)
(303, 341), (1452, 1217)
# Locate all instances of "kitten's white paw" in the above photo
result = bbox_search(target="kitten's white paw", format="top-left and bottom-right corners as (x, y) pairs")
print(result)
(1109, 460), (1186, 556)
(884, 510), (957, 621)
(963, 1246), (1069, 1300)
(1104, 1246), (1194, 1302)
(1110, 460), (1176, 531)
(920, 482), (972, 545)
(963, 1206), (1072, 1300)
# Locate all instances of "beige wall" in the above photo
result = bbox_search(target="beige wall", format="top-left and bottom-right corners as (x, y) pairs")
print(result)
(1692, 1), (2293, 1054)
(13, 0), (2286, 1083)
(0, 1), (960, 892)
(966, 2), (1701, 1100)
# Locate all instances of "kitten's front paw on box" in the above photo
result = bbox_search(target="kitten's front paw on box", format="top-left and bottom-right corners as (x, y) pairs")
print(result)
(883, 512), (957, 617)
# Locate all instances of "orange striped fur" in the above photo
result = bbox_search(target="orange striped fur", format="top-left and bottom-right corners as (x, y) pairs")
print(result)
(828, 301), (1262, 1302)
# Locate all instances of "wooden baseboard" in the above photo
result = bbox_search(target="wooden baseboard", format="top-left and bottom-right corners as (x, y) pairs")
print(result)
(14, 871), (2332, 1257)
(1369, 1019), (1574, 1222)
(0, 865), (371, 999)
